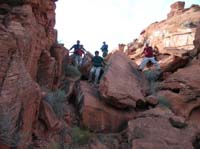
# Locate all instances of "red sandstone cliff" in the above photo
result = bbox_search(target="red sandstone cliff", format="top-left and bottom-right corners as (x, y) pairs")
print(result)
(0, 0), (67, 148)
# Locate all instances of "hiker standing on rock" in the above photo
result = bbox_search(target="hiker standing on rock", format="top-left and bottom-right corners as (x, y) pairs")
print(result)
(100, 41), (108, 57)
(88, 51), (104, 85)
(138, 43), (160, 71)
(69, 40), (86, 67)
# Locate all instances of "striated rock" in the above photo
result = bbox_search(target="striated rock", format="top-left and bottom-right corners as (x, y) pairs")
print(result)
(99, 51), (148, 109)
(0, 25), (42, 148)
(0, 0), (65, 148)
(127, 3), (200, 66)
(37, 50), (56, 89)
(76, 81), (135, 133)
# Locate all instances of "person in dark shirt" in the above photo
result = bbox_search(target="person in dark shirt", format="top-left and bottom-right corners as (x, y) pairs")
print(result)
(88, 51), (104, 85)
(138, 43), (160, 71)
(100, 41), (108, 57)
(69, 40), (86, 67)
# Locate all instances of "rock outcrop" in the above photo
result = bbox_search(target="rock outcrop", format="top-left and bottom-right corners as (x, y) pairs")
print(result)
(0, 0), (66, 148)
(127, 2), (200, 72)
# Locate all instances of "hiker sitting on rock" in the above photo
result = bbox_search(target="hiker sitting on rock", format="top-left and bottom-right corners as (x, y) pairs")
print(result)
(88, 51), (105, 85)
(69, 40), (86, 67)
(138, 43), (160, 71)
(100, 41), (108, 57)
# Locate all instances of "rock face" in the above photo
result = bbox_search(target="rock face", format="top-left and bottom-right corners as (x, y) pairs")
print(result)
(99, 51), (148, 109)
(76, 81), (135, 133)
(0, 0), (66, 148)
(126, 2), (200, 73)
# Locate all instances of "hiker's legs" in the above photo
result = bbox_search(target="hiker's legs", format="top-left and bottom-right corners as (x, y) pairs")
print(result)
(77, 55), (82, 67)
(94, 67), (102, 84)
(139, 57), (150, 70)
(88, 66), (96, 82)
(102, 51), (108, 57)
(74, 55), (80, 67)
(149, 57), (160, 69)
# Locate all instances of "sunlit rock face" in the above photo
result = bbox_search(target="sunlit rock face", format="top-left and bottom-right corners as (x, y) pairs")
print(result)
(0, 0), (65, 148)
(127, 2), (200, 58)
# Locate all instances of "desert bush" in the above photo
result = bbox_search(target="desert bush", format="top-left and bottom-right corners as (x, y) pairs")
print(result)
(70, 126), (91, 145)
(157, 96), (171, 109)
(64, 64), (81, 78)
(144, 70), (160, 94)
(44, 89), (66, 118)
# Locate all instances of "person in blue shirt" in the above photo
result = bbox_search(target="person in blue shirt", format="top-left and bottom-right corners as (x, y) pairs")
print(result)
(100, 41), (108, 57)
(69, 40), (86, 67)
(88, 51), (104, 85)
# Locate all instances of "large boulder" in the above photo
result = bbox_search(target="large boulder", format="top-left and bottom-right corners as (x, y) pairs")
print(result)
(99, 51), (148, 109)
(76, 81), (135, 133)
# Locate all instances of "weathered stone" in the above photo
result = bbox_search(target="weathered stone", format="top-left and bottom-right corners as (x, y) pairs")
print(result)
(76, 81), (135, 133)
(99, 51), (148, 109)
(128, 114), (198, 149)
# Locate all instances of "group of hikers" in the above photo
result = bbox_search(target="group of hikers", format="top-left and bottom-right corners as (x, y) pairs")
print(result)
(69, 40), (108, 67)
(68, 40), (160, 86)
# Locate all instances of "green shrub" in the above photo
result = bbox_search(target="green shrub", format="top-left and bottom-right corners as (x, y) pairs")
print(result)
(70, 126), (91, 145)
(45, 89), (66, 118)
(157, 96), (171, 109)
(64, 65), (81, 78)
(144, 70), (160, 94)
(144, 70), (159, 82)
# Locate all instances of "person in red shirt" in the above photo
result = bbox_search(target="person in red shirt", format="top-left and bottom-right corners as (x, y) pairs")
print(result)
(70, 41), (86, 67)
(139, 43), (160, 71)
(74, 45), (86, 67)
